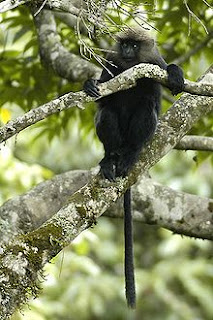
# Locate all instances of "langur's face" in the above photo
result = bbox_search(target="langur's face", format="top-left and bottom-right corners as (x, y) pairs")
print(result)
(117, 37), (155, 69)
(120, 40), (141, 61)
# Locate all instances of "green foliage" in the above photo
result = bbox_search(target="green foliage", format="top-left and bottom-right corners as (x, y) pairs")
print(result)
(0, 146), (52, 204)
(151, 150), (213, 197)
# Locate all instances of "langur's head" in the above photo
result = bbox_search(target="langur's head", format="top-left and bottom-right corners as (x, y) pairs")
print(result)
(114, 28), (156, 68)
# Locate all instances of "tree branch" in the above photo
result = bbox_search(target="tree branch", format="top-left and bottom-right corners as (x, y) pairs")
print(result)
(0, 0), (28, 12)
(0, 0), (81, 15)
(0, 63), (213, 145)
(0, 170), (212, 242)
(32, 9), (100, 81)
(175, 135), (213, 152)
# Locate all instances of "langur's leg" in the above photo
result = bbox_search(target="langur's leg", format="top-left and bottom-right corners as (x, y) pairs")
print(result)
(95, 108), (122, 181)
(116, 105), (158, 177)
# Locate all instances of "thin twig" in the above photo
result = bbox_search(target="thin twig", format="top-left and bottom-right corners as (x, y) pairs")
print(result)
(34, 0), (48, 16)
(183, 0), (208, 34)
(202, 0), (213, 9)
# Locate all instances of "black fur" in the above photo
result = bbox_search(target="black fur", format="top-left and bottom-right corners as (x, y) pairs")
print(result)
(83, 30), (184, 308)
(124, 188), (135, 308)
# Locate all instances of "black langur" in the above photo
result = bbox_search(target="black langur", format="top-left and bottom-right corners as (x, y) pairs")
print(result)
(83, 28), (184, 308)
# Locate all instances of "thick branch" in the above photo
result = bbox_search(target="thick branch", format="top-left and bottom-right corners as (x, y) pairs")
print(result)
(0, 63), (212, 145)
(32, 9), (100, 81)
(175, 135), (213, 152)
(0, 170), (212, 242)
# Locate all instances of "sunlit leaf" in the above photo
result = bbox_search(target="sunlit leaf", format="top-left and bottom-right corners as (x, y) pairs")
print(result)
(0, 108), (11, 123)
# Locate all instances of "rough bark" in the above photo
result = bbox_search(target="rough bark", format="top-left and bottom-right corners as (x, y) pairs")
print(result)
(0, 170), (212, 243)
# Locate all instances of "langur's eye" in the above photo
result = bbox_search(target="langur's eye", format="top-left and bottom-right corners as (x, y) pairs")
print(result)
(133, 44), (138, 48)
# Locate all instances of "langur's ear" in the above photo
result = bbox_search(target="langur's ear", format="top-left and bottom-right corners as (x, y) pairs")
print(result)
(143, 38), (155, 49)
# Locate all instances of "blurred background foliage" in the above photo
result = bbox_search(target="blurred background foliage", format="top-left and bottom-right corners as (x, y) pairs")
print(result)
(0, 0), (212, 319)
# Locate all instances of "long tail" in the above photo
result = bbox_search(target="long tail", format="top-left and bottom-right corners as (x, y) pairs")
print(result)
(124, 188), (136, 308)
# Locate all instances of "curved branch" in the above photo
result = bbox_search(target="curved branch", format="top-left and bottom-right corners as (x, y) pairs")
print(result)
(175, 135), (213, 152)
(32, 9), (100, 81)
(0, 63), (213, 145)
